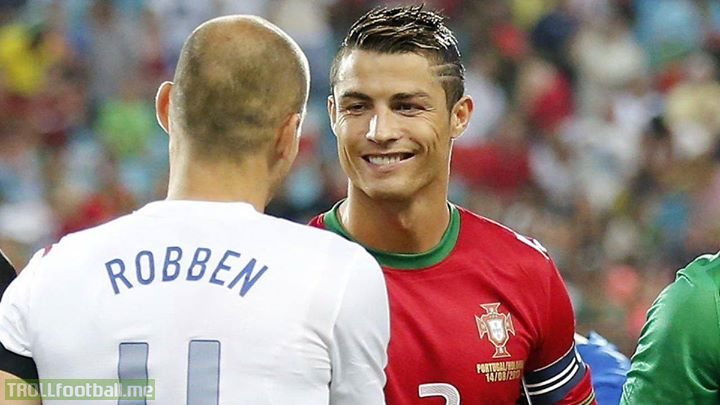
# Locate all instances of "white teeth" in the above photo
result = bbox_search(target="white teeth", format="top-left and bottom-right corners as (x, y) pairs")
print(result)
(368, 155), (403, 165)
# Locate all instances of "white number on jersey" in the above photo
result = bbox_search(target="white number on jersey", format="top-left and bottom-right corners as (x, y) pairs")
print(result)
(118, 340), (220, 404)
(419, 383), (461, 405)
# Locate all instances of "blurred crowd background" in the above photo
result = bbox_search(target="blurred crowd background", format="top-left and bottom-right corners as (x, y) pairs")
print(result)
(1, 0), (719, 355)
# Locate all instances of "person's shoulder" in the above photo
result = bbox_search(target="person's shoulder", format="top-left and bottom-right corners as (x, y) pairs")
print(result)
(12, 211), (140, 280)
(648, 252), (720, 328)
(264, 213), (368, 255)
(575, 332), (630, 375)
(49, 211), (139, 252)
(675, 251), (720, 291)
(456, 206), (513, 239)
(263, 215), (381, 280)
(263, 212), (335, 238)
(25, 208), (154, 276)
(456, 205), (552, 263)
(653, 252), (720, 314)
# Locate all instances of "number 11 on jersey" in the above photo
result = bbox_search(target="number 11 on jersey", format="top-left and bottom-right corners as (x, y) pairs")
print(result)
(118, 340), (220, 405)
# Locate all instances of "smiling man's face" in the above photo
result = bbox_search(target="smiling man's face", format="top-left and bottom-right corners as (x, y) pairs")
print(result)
(329, 50), (471, 202)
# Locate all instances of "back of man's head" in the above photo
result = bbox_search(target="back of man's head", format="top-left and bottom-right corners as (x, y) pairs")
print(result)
(170, 16), (310, 160)
(330, 5), (464, 109)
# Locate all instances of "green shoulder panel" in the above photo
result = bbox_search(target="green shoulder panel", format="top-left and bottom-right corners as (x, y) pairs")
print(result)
(621, 252), (720, 404)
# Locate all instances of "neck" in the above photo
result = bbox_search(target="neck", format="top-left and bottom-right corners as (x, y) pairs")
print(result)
(340, 187), (450, 253)
(166, 152), (272, 213)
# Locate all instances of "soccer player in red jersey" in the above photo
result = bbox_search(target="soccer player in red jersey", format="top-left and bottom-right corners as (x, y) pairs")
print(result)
(309, 5), (596, 405)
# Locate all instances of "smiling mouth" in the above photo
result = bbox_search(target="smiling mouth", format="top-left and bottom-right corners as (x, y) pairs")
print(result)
(363, 153), (414, 166)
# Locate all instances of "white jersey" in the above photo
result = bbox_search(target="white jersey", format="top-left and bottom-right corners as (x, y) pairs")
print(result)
(0, 200), (389, 404)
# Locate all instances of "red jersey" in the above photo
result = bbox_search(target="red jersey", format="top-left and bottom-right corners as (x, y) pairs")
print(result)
(309, 203), (595, 405)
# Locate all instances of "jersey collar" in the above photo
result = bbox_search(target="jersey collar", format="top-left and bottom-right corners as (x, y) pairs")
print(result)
(137, 200), (259, 218)
(322, 201), (460, 270)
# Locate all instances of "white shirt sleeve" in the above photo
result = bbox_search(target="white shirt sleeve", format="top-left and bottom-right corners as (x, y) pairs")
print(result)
(0, 250), (42, 357)
(329, 248), (389, 405)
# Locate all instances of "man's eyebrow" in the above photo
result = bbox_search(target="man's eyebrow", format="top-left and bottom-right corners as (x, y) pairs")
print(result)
(337, 91), (371, 101)
(336, 91), (432, 101)
(391, 91), (432, 101)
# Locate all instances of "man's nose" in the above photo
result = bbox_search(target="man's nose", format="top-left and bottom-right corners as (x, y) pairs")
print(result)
(365, 109), (399, 143)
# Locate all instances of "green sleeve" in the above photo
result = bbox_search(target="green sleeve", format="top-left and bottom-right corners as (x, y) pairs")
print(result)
(621, 253), (720, 404)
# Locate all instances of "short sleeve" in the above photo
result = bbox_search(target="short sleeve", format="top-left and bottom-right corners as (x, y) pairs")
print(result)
(524, 258), (595, 405)
(0, 250), (42, 358)
(534, 258), (577, 368)
(329, 248), (389, 405)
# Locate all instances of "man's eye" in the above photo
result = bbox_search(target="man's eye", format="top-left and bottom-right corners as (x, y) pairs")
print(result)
(344, 104), (366, 114)
(397, 103), (422, 114)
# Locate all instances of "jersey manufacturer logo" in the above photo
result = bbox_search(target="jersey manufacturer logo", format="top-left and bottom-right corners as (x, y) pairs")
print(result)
(476, 303), (515, 358)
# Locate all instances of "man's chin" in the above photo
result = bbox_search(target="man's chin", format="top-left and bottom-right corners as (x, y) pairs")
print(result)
(362, 185), (414, 202)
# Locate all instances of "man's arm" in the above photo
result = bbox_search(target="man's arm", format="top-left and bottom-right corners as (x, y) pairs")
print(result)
(524, 257), (595, 405)
(0, 251), (40, 403)
(0, 343), (39, 405)
(0, 370), (40, 405)
(329, 248), (389, 405)
(621, 254), (720, 404)
(524, 345), (595, 405)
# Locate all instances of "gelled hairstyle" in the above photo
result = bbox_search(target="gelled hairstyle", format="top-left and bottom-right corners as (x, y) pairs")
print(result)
(330, 5), (465, 108)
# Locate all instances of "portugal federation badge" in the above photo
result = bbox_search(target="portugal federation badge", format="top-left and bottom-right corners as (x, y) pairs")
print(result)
(476, 303), (515, 358)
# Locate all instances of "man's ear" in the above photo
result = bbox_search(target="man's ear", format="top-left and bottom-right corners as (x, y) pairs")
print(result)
(274, 112), (302, 165)
(450, 95), (474, 140)
(327, 95), (338, 137)
(155, 81), (173, 134)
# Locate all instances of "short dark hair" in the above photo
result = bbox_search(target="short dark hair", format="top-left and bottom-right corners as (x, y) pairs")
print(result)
(330, 5), (465, 108)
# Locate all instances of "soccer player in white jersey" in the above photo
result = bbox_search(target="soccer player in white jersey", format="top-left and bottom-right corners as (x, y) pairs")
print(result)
(0, 16), (389, 405)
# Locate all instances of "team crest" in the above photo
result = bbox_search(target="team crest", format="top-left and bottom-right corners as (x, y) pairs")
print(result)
(476, 303), (515, 358)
